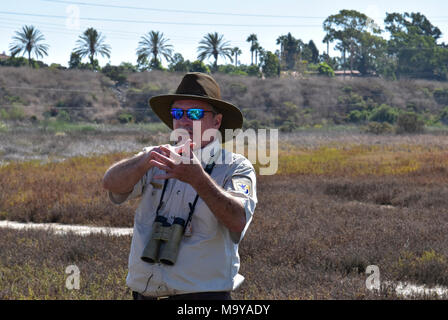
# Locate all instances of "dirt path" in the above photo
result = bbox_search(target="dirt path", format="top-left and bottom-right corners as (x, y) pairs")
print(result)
(0, 220), (133, 236)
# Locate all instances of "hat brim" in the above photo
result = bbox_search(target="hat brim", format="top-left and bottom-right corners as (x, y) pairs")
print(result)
(149, 94), (243, 142)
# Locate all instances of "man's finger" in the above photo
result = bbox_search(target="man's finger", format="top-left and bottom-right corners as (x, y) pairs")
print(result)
(153, 173), (175, 180)
(151, 151), (176, 168)
(149, 146), (169, 158)
(159, 145), (182, 164)
(174, 139), (195, 154)
(149, 159), (172, 172)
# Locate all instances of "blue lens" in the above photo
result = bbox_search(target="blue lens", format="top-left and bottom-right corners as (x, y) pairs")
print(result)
(187, 109), (204, 120)
(171, 109), (184, 120)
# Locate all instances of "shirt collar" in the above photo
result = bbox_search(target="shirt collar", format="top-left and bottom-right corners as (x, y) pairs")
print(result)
(193, 139), (222, 167)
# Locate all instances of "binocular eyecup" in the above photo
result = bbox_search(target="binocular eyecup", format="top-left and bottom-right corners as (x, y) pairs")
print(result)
(141, 216), (186, 266)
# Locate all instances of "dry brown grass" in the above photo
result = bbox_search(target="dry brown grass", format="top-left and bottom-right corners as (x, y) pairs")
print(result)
(1, 131), (448, 299)
(0, 229), (131, 299)
(0, 152), (139, 227)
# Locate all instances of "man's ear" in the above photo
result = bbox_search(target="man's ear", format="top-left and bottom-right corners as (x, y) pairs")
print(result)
(214, 113), (223, 129)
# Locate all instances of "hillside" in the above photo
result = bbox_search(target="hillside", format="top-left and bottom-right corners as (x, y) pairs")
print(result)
(1, 67), (448, 130)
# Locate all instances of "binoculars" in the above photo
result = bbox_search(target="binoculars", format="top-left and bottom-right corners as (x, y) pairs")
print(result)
(141, 216), (185, 266)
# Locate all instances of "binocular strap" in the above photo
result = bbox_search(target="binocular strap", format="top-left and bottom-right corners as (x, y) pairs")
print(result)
(154, 162), (216, 236)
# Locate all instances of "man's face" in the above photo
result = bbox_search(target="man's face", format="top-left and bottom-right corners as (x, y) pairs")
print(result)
(171, 99), (223, 148)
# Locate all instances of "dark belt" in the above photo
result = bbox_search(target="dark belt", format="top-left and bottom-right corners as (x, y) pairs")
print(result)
(132, 291), (231, 300)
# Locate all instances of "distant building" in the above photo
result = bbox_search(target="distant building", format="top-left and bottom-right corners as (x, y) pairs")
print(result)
(0, 51), (10, 61)
(334, 70), (362, 77)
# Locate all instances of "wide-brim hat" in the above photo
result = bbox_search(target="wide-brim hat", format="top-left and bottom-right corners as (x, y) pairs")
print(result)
(149, 72), (243, 142)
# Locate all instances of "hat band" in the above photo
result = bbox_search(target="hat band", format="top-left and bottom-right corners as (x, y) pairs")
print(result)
(175, 90), (215, 98)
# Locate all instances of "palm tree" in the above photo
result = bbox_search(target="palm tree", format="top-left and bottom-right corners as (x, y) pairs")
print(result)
(231, 47), (242, 67)
(246, 34), (258, 65)
(276, 35), (287, 63)
(197, 32), (233, 71)
(256, 45), (266, 66)
(9, 25), (49, 66)
(136, 31), (173, 69)
(74, 27), (111, 65)
(276, 33), (301, 70)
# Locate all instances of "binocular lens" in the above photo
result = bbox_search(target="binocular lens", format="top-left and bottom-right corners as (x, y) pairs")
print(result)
(141, 216), (167, 263)
(159, 218), (185, 265)
(141, 217), (186, 266)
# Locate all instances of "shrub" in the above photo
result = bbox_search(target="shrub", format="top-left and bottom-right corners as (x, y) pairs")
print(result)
(338, 93), (368, 112)
(117, 112), (134, 124)
(318, 62), (335, 77)
(49, 63), (66, 70)
(0, 105), (25, 121)
(217, 64), (237, 74)
(369, 104), (399, 124)
(396, 112), (425, 134)
(394, 250), (448, 286)
(363, 121), (394, 135)
(244, 65), (261, 77)
(347, 110), (369, 123)
(101, 63), (135, 84)
(279, 120), (297, 132)
(56, 110), (71, 122)
(189, 60), (210, 73)
(434, 88), (448, 105)
(440, 107), (448, 125)
(243, 119), (263, 130)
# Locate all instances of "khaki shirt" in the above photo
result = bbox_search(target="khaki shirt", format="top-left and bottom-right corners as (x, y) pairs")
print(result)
(109, 139), (257, 297)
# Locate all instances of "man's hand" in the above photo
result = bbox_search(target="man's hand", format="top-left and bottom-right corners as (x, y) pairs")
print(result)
(150, 139), (206, 186)
(148, 139), (247, 234)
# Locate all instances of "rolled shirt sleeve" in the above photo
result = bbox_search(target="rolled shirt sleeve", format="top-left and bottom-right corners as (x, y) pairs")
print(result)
(223, 158), (258, 243)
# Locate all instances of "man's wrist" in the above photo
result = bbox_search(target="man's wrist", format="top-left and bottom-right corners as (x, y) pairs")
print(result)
(190, 166), (209, 191)
(137, 148), (154, 173)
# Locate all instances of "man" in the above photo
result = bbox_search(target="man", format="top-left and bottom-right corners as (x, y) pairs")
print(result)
(102, 73), (257, 300)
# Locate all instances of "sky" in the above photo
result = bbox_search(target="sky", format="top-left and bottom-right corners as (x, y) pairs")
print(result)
(1, 0), (448, 68)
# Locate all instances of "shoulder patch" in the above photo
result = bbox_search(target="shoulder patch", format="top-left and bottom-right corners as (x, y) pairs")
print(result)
(232, 175), (253, 197)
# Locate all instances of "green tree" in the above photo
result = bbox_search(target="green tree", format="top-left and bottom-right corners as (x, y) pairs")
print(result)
(305, 40), (319, 63)
(384, 12), (448, 80)
(9, 25), (49, 66)
(136, 31), (173, 70)
(323, 10), (383, 76)
(168, 53), (190, 72)
(276, 33), (302, 70)
(197, 32), (233, 71)
(190, 60), (210, 73)
(231, 47), (242, 67)
(68, 52), (82, 69)
(246, 34), (258, 65)
(261, 51), (280, 78)
(255, 44), (265, 66)
(276, 35), (287, 68)
(357, 32), (387, 75)
(74, 27), (111, 66)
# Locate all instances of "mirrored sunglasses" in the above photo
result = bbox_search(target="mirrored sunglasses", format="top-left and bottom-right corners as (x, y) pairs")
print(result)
(170, 108), (214, 120)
